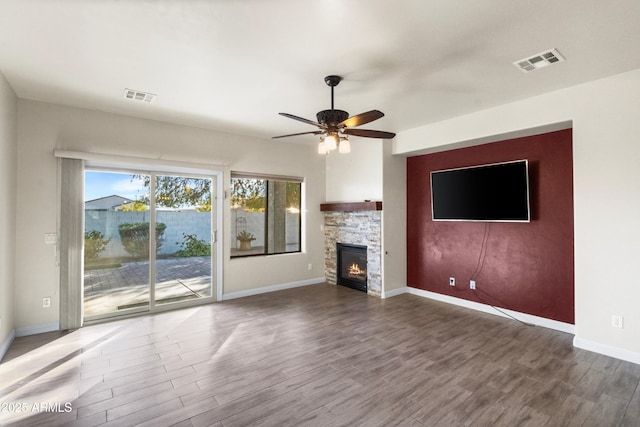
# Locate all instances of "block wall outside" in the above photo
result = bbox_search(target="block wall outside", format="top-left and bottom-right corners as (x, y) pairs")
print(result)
(230, 209), (300, 249)
(85, 209), (300, 258)
(85, 210), (211, 258)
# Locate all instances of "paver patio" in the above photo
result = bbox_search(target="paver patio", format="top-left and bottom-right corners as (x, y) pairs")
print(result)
(84, 256), (212, 317)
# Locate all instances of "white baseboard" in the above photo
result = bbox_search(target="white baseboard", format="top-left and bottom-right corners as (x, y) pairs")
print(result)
(573, 336), (640, 365)
(15, 322), (60, 337)
(381, 286), (408, 299)
(401, 286), (575, 334)
(222, 277), (325, 301)
(0, 329), (16, 362)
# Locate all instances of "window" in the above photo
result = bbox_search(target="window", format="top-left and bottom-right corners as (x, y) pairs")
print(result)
(231, 172), (302, 257)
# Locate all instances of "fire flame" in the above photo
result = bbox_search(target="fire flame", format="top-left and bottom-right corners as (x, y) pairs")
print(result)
(349, 263), (365, 276)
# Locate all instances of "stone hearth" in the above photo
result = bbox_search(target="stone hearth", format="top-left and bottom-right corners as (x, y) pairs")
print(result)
(323, 207), (382, 297)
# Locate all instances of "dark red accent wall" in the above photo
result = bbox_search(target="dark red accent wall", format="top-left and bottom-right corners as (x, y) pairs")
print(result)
(407, 129), (574, 324)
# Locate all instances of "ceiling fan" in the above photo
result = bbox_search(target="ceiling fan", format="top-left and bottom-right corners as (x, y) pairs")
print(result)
(273, 75), (395, 153)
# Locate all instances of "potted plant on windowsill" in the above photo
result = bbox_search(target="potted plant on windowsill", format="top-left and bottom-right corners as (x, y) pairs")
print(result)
(236, 231), (256, 251)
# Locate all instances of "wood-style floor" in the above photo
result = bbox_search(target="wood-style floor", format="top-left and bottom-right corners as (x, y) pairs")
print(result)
(1, 283), (639, 426)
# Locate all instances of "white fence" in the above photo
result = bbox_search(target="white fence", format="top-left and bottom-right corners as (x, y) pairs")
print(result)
(230, 209), (299, 249)
(85, 209), (300, 259)
(85, 210), (211, 258)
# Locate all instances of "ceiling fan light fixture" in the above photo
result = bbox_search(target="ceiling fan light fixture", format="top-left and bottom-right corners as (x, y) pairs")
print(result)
(324, 133), (338, 150)
(338, 137), (351, 154)
(318, 140), (328, 154)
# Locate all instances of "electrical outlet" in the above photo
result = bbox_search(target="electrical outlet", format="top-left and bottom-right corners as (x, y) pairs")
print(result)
(611, 315), (623, 329)
(470, 280), (476, 290)
(308, 263), (313, 271)
(449, 277), (455, 287)
(44, 233), (57, 245)
(42, 297), (51, 308)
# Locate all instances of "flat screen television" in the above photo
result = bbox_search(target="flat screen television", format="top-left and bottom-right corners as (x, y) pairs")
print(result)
(430, 160), (530, 222)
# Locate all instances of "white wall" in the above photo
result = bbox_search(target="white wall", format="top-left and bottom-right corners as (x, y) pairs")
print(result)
(0, 71), (17, 358)
(382, 141), (406, 294)
(325, 138), (383, 202)
(395, 68), (640, 360)
(323, 136), (407, 295)
(15, 100), (326, 330)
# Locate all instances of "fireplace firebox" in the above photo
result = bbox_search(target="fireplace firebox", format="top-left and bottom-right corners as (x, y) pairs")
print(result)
(336, 243), (367, 293)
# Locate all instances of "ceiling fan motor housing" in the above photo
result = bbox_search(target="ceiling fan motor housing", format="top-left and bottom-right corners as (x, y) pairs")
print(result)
(316, 109), (349, 126)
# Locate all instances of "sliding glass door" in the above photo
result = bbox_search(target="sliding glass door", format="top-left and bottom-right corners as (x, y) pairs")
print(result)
(153, 174), (214, 306)
(83, 169), (218, 320)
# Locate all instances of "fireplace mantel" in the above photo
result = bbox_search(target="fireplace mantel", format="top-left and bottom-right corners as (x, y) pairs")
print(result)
(320, 201), (382, 212)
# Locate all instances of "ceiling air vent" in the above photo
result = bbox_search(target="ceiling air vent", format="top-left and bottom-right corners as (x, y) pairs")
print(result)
(513, 49), (565, 73)
(123, 88), (156, 103)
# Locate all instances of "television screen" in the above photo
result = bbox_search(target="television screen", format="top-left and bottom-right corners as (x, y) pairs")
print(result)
(430, 160), (530, 222)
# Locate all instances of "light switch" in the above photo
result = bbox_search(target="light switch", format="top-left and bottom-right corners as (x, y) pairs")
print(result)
(44, 233), (57, 245)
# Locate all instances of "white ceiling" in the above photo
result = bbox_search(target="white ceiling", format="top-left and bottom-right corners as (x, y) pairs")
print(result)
(1, 0), (639, 143)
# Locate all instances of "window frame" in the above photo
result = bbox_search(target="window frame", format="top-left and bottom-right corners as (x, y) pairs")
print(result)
(230, 172), (303, 258)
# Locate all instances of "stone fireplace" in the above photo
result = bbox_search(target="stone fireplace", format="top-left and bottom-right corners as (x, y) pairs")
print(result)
(322, 202), (382, 296)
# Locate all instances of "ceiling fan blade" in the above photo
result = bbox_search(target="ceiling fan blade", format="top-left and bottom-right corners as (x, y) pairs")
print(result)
(339, 110), (384, 128)
(272, 130), (324, 139)
(279, 112), (323, 128)
(343, 128), (396, 139)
